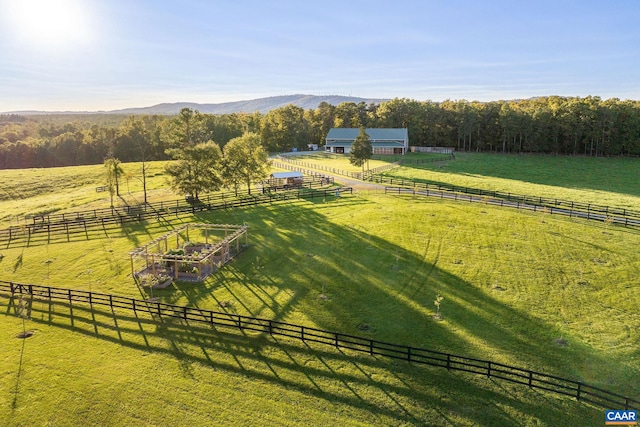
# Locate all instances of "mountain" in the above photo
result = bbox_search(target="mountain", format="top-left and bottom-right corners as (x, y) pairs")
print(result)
(4, 95), (389, 116)
(109, 94), (388, 115)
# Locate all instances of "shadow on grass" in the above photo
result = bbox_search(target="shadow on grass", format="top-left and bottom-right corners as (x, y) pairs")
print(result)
(171, 197), (639, 399)
(393, 153), (640, 198)
(1, 296), (600, 426)
(1, 193), (635, 423)
(0, 216), (188, 250)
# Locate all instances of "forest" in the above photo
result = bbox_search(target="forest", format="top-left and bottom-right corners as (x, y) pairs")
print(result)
(1, 95), (640, 169)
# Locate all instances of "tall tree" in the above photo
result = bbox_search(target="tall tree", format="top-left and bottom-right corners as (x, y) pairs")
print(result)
(223, 132), (270, 195)
(165, 141), (223, 200)
(349, 127), (372, 175)
(334, 102), (363, 128)
(118, 116), (152, 203)
(260, 105), (309, 152)
(104, 157), (124, 208)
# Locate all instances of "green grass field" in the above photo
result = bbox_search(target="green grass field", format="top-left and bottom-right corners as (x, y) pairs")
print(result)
(282, 152), (392, 173)
(381, 152), (640, 209)
(1, 153), (639, 425)
(0, 161), (174, 228)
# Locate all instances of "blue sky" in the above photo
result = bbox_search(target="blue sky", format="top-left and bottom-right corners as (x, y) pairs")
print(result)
(0, 0), (639, 111)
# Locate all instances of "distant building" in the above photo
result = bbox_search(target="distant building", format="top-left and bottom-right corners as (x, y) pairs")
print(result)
(325, 128), (408, 155)
(262, 171), (304, 190)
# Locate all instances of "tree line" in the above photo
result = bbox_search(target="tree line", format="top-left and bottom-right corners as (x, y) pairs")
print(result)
(103, 126), (270, 203)
(1, 95), (640, 169)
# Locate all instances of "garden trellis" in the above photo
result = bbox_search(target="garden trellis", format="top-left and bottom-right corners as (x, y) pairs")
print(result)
(129, 223), (248, 282)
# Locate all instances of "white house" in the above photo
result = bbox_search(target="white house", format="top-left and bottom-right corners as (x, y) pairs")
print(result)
(325, 128), (408, 155)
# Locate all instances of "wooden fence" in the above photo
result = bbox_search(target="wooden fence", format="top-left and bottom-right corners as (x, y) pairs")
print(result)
(377, 178), (640, 228)
(0, 186), (351, 245)
(274, 156), (404, 180)
(2, 280), (637, 411)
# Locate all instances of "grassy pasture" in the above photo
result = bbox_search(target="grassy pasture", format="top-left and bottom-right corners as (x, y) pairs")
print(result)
(1, 193), (639, 425)
(1, 153), (639, 425)
(0, 161), (174, 228)
(287, 153), (392, 172)
(381, 152), (640, 209)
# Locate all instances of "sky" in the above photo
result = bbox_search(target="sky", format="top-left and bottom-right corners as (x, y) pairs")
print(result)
(0, 0), (639, 112)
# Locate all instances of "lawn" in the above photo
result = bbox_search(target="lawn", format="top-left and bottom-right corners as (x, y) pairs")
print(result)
(1, 193), (638, 425)
(1, 153), (638, 425)
(280, 152), (392, 173)
(381, 152), (640, 209)
(0, 161), (174, 228)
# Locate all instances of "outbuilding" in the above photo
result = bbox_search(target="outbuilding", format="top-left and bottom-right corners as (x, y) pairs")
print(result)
(325, 128), (408, 155)
(264, 171), (304, 189)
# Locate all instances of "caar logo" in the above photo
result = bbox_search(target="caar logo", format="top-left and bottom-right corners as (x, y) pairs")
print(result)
(605, 410), (638, 425)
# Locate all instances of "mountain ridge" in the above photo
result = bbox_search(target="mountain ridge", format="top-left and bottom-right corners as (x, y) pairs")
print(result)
(3, 94), (389, 116)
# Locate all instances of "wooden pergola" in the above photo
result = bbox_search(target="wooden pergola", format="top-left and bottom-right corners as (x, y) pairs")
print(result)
(129, 223), (248, 282)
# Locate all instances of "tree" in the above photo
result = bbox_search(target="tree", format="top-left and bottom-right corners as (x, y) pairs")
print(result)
(118, 116), (152, 203)
(261, 105), (309, 152)
(349, 127), (372, 175)
(104, 157), (124, 208)
(223, 133), (270, 195)
(165, 141), (223, 200)
(307, 101), (336, 145)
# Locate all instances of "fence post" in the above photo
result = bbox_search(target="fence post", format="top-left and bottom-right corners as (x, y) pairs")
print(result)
(487, 361), (491, 378)
(446, 354), (451, 370)
(576, 382), (582, 401)
(407, 346), (412, 362)
(528, 371), (533, 387)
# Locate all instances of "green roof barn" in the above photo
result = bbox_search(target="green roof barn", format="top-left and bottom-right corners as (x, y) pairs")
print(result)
(325, 128), (408, 155)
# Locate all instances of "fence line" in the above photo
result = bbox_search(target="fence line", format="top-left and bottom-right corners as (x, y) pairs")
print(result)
(377, 178), (640, 228)
(398, 153), (455, 164)
(2, 280), (637, 411)
(409, 147), (454, 154)
(274, 156), (406, 180)
(0, 186), (352, 245)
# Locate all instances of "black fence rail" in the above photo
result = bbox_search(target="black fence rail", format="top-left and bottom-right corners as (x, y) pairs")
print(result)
(0, 186), (352, 245)
(398, 154), (455, 164)
(20, 176), (328, 226)
(375, 177), (640, 227)
(2, 280), (637, 411)
(384, 187), (640, 228)
(409, 147), (454, 154)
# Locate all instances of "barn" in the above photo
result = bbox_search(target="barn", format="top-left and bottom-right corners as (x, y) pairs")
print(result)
(325, 128), (408, 155)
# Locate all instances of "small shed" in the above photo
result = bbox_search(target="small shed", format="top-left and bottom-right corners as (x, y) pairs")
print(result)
(265, 171), (304, 189)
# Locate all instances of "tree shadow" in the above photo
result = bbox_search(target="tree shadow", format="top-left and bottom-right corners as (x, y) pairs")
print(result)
(1, 192), (636, 422)
(0, 296), (601, 426)
(394, 153), (640, 198)
(168, 196), (638, 398)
